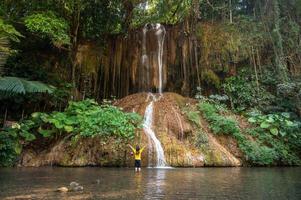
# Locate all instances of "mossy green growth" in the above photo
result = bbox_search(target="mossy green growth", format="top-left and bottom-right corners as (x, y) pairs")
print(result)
(201, 147), (224, 166)
(183, 105), (201, 126)
(194, 129), (209, 148)
(202, 70), (221, 88)
(198, 102), (240, 135)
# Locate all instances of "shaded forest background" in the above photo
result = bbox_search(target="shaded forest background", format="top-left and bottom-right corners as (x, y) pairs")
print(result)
(1, 0), (300, 120)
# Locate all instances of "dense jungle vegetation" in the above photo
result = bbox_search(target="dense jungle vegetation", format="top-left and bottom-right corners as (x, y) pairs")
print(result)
(0, 0), (301, 167)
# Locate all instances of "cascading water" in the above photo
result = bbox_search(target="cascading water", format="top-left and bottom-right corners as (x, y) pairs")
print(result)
(142, 23), (169, 168)
(155, 23), (166, 94)
(143, 94), (168, 167)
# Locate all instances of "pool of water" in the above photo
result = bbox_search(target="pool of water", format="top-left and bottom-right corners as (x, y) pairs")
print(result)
(0, 167), (300, 199)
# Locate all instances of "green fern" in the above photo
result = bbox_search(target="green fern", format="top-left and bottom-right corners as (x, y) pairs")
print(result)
(0, 77), (54, 98)
(0, 21), (53, 97)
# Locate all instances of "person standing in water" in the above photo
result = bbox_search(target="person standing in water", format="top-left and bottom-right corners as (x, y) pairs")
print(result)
(128, 144), (145, 172)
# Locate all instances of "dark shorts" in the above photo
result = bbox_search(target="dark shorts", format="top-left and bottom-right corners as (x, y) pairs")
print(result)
(135, 160), (141, 168)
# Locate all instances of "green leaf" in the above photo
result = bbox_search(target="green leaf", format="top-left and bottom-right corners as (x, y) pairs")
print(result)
(0, 77), (54, 97)
(279, 131), (286, 137)
(38, 127), (53, 137)
(31, 112), (40, 118)
(285, 120), (294, 127)
(20, 131), (36, 141)
(64, 125), (74, 133)
(281, 112), (290, 118)
(269, 128), (278, 136)
(248, 117), (257, 123)
(266, 117), (275, 123)
(53, 120), (64, 129)
(260, 121), (270, 129)
(14, 144), (22, 154)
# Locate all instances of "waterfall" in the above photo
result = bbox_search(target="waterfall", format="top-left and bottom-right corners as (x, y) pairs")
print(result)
(141, 24), (169, 167)
(142, 23), (166, 93)
(155, 23), (166, 94)
(143, 94), (168, 167)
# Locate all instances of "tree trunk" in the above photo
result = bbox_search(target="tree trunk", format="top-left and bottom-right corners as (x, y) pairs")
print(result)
(122, 0), (134, 32)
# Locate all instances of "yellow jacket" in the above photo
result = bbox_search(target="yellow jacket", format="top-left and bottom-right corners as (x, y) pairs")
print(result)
(130, 146), (145, 160)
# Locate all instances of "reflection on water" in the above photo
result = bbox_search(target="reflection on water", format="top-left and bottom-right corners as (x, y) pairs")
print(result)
(145, 169), (167, 199)
(0, 167), (300, 199)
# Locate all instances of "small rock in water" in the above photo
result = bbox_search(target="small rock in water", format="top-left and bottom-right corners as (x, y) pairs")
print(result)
(69, 182), (83, 191)
(73, 185), (84, 191)
(70, 181), (79, 188)
(57, 187), (68, 192)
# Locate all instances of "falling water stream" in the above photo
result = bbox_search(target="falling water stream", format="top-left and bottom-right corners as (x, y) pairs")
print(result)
(142, 24), (169, 167)
(143, 94), (168, 167)
(155, 23), (166, 94)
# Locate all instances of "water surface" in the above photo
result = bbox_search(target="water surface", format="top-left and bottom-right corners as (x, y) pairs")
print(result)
(0, 167), (300, 199)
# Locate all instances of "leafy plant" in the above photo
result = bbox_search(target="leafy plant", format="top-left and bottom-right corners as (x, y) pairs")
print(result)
(0, 128), (21, 167)
(223, 70), (275, 112)
(0, 18), (23, 42)
(238, 141), (278, 166)
(198, 101), (301, 166)
(0, 99), (142, 166)
(16, 99), (142, 140)
(183, 107), (200, 126)
(0, 121), (37, 167)
(0, 76), (54, 98)
(0, 18), (23, 72)
(198, 102), (240, 135)
(24, 12), (70, 47)
(247, 112), (298, 137)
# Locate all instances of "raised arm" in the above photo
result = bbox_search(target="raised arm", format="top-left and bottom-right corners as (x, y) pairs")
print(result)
(127, 144), (135, 152)
(141, 146), (146, 152)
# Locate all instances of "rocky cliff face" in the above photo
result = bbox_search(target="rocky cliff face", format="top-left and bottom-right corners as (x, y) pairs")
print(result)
(74, 23), (201, 100)
(20, 93), (243, 167)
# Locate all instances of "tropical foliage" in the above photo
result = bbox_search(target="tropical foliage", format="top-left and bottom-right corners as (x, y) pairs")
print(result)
(24, 12), (70, 47)
(0, 77), (54, 98)
(0, 99), (142, 166)
(199, 101), (301, 166)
